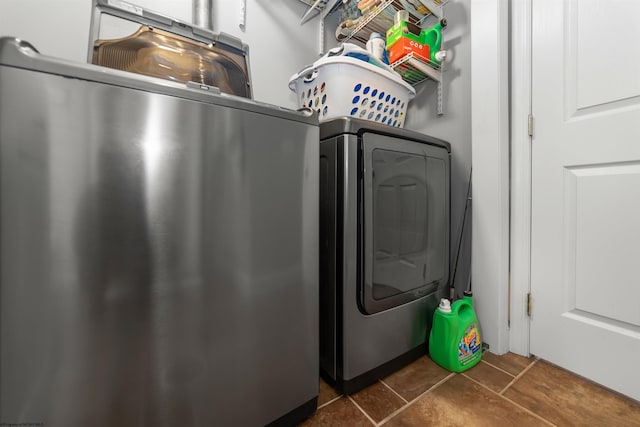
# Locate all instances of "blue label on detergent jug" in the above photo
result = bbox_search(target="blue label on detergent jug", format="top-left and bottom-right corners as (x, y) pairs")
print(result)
(458, 323), (481, 363)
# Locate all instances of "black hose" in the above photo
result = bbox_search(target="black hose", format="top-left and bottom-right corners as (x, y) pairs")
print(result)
(450, 167), (472, 300)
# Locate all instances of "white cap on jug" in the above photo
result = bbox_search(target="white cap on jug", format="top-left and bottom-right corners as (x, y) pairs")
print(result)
(438, 298), (451, 313)
(395, 9), (409, 24)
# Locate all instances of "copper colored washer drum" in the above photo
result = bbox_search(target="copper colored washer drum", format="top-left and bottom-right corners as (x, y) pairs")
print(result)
(93, 26), (250, 98)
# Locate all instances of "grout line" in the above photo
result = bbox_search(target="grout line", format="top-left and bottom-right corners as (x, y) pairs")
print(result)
(499, 394), (559, 427)
(462, 372), (506, 395)
(461, 369), (557, 427)
(347, 395), (378, 426)
(379, 379), (409, 404)
(499, 358), (539, 395)
(375, 400), (411, 425)
(317, 394), (344, 410)
(479, 359), (518, 378)
(376, 373), (456, 426)
(408, 372), (457, 404)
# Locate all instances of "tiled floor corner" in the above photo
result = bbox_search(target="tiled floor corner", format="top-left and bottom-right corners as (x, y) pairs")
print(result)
(302, 352), (640, 426)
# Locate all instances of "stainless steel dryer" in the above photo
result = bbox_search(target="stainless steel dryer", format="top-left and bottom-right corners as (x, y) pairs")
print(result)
(319, 118), (450, 394)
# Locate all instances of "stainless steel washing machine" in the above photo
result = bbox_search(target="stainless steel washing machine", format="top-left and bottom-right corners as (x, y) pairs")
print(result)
(0, 33), (319, 426)
(319, 117), (450, 394)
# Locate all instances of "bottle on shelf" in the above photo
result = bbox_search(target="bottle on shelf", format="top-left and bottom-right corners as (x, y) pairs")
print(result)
(386, 14), (446, 65)
(365, 32), (389, 64)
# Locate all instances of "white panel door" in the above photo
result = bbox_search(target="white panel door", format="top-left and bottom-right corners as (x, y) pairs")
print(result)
(531, 0), (640, 400)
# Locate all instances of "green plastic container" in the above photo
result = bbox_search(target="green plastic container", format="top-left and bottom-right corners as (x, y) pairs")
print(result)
(422, 21), (443, 63)
(429, 292), (482, 372)
(386, 19), (446, 64)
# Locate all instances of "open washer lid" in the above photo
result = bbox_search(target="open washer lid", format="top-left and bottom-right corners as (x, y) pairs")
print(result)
(88, 0), (252, 98)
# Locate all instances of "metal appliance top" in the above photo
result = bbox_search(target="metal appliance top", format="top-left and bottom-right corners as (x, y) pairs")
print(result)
(319, 117), (451, 152)
(0, 37), (317, 125)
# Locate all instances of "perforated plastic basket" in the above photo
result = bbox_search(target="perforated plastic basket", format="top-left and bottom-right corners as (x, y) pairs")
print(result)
(289, 54), (416, 128)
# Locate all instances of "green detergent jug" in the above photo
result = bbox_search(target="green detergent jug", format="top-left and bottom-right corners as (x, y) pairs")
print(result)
(422, 19), (446, 64)
(429, 291), (482, 372)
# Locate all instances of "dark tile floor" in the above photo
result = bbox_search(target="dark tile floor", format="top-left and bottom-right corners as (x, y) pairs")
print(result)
(301, 352), (640, 426)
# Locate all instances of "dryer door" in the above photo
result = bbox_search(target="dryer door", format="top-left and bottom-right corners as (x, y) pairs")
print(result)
(360, 132), (449, 315)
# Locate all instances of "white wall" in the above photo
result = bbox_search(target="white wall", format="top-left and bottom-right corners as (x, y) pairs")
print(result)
(0, 0), (338, 108)
(212, 0), (339, 107)
(0, 0), (93, 63)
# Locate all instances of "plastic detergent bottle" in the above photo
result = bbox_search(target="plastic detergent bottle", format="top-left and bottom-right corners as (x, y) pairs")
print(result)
(366, 32), (389, 64)
(429, 291), (482, 372)
(423, 19), (447, 64)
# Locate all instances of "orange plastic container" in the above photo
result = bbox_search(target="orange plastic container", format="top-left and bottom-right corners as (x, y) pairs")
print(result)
(388, 38), (430, 63)
(386, 20), (444, 65)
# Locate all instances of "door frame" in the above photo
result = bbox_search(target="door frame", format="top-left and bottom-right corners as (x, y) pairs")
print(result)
(470, 0), (511, 355)
(471, 0), (533, 356)
(507, 0), (533, 356)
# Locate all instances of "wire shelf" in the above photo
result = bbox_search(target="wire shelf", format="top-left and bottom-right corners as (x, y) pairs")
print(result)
(336, 0), (447, 114)
(390, 51), (441, 85)
(391, 51), (444, 114)
(297, 0), (330, 10)
(297, 0), (344, 25)
(341, 0), (442, 45)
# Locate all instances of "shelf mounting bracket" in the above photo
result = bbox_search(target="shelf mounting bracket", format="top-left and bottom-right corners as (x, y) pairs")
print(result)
(419, 0), (444, 20)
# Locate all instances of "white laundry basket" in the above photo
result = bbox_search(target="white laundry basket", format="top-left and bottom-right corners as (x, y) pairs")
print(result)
(289, 50), (416, 128)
